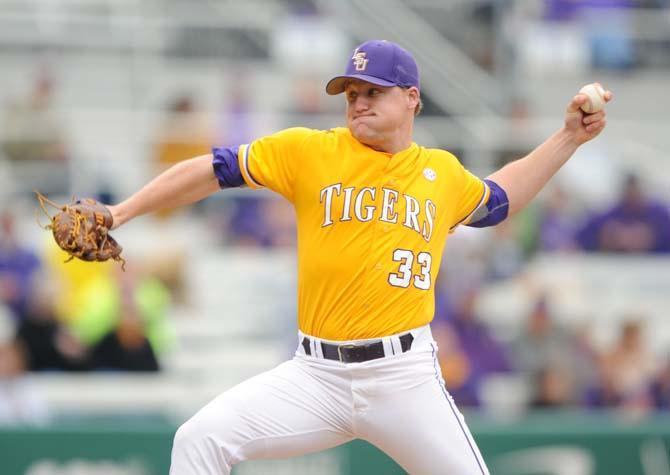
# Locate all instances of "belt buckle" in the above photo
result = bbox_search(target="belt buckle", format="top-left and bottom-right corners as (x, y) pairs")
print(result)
(337, 344), (358, 362)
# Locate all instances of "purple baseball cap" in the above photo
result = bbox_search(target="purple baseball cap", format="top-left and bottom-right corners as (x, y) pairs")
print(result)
(326, 40), (420, 95)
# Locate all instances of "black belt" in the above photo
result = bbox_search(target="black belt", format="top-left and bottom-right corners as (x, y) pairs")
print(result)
(301, 333), (414, 363)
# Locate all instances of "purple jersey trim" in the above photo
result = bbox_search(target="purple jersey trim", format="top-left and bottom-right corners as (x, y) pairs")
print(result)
(212, 146), (245, 188)
(467, 179), (509, 228)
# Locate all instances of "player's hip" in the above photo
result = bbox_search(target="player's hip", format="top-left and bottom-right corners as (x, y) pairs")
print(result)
(293, 323), (445, 397)
(295, 323), (436, 365)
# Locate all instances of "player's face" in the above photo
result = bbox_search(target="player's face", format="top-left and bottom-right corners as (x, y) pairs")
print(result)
(344, 80), (417, 150)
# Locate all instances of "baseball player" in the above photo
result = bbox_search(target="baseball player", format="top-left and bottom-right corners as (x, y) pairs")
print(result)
(106, 40), (612, 474)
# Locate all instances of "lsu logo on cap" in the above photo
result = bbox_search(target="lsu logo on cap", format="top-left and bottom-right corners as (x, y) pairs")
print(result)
(351, 48), (369, 71)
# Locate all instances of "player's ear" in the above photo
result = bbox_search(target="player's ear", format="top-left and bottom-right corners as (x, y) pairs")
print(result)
(406, 87), (420, 112)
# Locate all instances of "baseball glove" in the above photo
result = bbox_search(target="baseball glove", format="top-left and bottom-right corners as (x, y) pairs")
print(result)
(36, 191), (126, 269)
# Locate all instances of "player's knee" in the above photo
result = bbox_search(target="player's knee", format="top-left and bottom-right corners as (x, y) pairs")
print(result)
(173, 415), (220, 453)
(172, 418), (198, 451)
(171, 417), (233, 473)
(172, 419), (201, 461)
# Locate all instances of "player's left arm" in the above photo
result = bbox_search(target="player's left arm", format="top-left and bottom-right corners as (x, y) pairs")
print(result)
(483, 86), (613, 218)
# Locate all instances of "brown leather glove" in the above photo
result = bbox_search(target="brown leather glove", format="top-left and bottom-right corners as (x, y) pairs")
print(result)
(36, 191), (125, 269)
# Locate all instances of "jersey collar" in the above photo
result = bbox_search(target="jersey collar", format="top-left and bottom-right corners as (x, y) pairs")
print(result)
(343, 128), (421, 172)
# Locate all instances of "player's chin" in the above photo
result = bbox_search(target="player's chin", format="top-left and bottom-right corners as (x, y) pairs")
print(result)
(350, 122), (379, 143)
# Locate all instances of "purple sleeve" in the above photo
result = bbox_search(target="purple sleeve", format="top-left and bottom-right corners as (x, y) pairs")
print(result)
(212, 146), (245, 188)
(466, 179), (509, 228)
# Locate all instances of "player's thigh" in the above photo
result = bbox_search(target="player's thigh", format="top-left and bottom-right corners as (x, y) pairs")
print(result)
(172, 359), (353, 468)
(359, 365), (489, 474)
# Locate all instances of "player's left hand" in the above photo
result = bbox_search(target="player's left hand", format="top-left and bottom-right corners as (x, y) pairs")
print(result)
(564, 83), (613, 146)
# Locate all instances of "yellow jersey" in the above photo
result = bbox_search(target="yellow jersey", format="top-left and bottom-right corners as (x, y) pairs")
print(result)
(236, 127), (488, 340)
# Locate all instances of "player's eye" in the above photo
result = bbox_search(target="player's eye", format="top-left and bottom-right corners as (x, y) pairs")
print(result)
(346, 92), (357, 103)
(368, 88), (380, 97)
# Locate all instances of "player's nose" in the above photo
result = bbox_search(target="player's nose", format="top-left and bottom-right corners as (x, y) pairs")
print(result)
(352, 96), (370, 113)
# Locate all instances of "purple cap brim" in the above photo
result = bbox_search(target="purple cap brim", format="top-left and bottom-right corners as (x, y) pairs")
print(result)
(325, 74), (397, 95)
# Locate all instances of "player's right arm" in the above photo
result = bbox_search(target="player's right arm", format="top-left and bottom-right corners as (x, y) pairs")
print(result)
(108, 154), (219, 228)
(109, 127), (312, 229)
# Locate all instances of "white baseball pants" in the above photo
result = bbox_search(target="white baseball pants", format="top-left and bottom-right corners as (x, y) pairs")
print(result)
(170, 324), (489, 475)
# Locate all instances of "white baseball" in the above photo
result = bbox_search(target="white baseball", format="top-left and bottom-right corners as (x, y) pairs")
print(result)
(579, 83), (606, 113)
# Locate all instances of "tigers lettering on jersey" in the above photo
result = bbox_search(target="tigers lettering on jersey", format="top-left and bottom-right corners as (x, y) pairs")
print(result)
(226, 127), (489, 340)
(319, 184), (436, 242)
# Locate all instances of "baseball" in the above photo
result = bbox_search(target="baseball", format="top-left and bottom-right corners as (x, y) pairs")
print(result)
(579, 83), (606, 113)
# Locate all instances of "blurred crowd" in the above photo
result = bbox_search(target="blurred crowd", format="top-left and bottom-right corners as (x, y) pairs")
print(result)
(486, 0), (670, 74)
(1, 83), (669, 420)
(429, 167), (670, 413)
(0, 208), (178, 374)
(0, 203), (185, 423)
(1, 0), (670, 425)
(433, 291), (669, 412)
